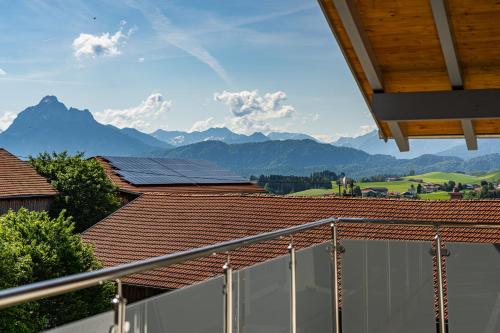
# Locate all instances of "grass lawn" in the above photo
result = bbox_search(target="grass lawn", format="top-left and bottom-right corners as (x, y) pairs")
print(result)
(290, 170), (500, 198)
(483, 170), (500, 183)
(290, 188), (334, 196)
(419, 191), (450, 200)
(402, 172), (481, 184)
(354, 180), (414, 193)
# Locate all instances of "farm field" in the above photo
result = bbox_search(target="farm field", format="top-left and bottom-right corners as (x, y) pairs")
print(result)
(419, 191), (450, 200)
(402, 172), (481, 184)
(291, 171), (500, 197)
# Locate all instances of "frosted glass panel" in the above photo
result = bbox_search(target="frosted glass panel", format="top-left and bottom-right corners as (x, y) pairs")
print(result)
(296, 242), (333, 333)
(446, 242), (500, 333)
(45, 310), (113, 333)
(341, 240), (435, 333)
(46, 276), (224, 333)
(235, 254), (291, 333)
(126, 276), (224, 333)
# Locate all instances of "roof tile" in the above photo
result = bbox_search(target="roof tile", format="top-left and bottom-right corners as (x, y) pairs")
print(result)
(0, 149), (57, 198)
(83, 193), (500, 290)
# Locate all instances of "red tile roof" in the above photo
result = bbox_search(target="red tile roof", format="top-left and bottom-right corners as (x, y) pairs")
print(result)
(95, 157), (265, 194)
(82, 194), (500, 290)
(0, 148), (57, 199)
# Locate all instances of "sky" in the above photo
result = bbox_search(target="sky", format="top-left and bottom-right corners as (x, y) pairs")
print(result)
(0, 0), (375, 142)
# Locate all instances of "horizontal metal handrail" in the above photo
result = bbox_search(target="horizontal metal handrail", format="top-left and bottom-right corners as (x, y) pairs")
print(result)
(1, 216), (499, 310)
(337, 217), (500, 228)
(0, 216), (336, 309)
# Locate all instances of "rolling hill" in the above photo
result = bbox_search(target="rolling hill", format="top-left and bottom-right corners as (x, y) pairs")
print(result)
(292, 170), (500, 197)
(153, 140), (500, 177)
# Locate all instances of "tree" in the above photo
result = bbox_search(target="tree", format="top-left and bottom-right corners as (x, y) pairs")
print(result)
(0, 209), (114, 332)
(417, 184), (422, 194)
(448, 180), (456, 191)
(353, 186), (362, 197)
(29, 152), (121, 232)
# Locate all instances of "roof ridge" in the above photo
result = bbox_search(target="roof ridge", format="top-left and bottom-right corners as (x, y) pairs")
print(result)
(137, 192), (500, 203)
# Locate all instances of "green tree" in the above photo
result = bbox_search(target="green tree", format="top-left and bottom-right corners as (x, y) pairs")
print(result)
(353, 186), (362, 197)
(29, 152), (121, 232)
(463, 190), (478, 199)
(448, 180), (456, 191)
(417, 183), (422, 194)
(0, 209), (114, 332)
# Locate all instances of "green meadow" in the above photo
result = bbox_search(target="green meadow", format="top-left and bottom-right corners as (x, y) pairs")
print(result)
(291, 171), (500, 198)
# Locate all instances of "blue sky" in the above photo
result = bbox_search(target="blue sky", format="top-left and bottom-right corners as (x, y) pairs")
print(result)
(0, 0), (374, 141)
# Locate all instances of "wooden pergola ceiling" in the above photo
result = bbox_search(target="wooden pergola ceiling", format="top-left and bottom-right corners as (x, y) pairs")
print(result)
(319, 0), (500, 151)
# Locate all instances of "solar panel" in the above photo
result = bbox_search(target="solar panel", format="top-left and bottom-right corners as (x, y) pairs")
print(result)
(103, 156), (250, 185)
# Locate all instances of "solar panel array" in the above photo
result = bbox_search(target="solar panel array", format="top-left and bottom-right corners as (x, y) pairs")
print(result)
(103, 156), (250, 185)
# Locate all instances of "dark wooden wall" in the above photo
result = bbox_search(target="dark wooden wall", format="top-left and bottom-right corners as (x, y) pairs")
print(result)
(122, 284), (168, 303)
(0, 197), (53, 215)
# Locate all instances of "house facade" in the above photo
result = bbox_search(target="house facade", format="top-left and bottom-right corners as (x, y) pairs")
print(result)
(0, 148), (57, 214)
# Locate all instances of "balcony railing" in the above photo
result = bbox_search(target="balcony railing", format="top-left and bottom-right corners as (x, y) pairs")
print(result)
(0, 217), (499, 333)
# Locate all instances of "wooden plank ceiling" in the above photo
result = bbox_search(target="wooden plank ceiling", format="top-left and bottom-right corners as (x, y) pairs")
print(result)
(319, 0), (500, 151)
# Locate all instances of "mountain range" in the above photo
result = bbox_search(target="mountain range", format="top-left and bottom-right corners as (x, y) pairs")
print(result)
(332, 130), (500, 159)
(151, 128), (317, 146)
(0, 96), (164, 157)
(1, 96), (500, 178)
(152, 140), (500, 177)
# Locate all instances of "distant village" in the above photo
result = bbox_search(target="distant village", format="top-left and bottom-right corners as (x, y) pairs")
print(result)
(361, 177), (500, 200)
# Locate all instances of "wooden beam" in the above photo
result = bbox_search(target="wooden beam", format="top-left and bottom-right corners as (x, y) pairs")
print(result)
(460, 119), (478, 150)
(429, 0), (462, 88)
(387, 121), (409, 152)
(372, 89), (500, 121)
(332, 0), (383, 91)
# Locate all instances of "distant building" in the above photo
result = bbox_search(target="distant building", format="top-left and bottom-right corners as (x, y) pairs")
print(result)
(95, 156), (264, 203)
(361, 189), (378, 197)
(361, 187), (389, 197)
(0, 148), (57, 214)
(423, 183), (441, 193)
(402, 191), (415, 198)
(365, 187), (388, 194)
(386, 177), (402, 182)
(449, 192), (464, 200)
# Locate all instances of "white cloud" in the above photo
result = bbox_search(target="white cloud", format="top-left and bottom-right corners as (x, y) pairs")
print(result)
(138, 57), (145, 63)
(126, 0), (230, 83)
(190, 117), (218, 132)
(95, 93), (172, 132)
(0, 68), (6, 75)
(214, 90), (295, 134)
(72, 24), (134, 59)
(357, 124), (377, 136)
(0, 112), (17, 131)
(321, 124), (378, 143)
(312, 134), (336, 143)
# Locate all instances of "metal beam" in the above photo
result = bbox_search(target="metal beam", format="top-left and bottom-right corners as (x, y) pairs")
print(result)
(387, 121), (409, 152)
(429, 0), (462, 88)
(461, 119), (478, 150)
(372, 89), (500, 121)
(332, 0), (383, 91)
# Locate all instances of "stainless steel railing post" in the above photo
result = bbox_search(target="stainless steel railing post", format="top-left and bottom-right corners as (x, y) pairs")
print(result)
(435, 232), (446, 333)
(288, 242), (297, 333)
(331, 222), (341, 333)
(223, 261), (233, 333)
(111, 279), (127, 333)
